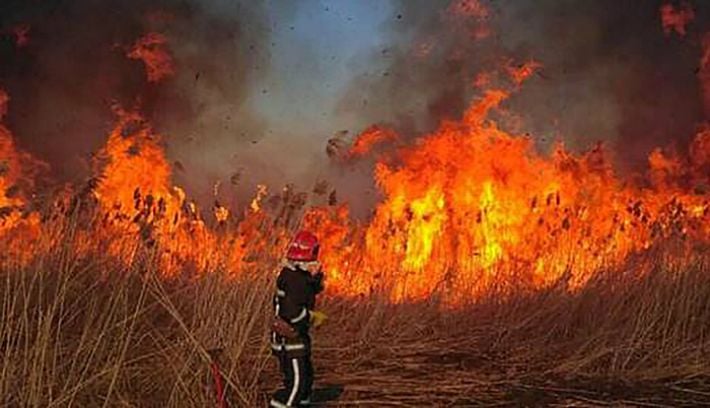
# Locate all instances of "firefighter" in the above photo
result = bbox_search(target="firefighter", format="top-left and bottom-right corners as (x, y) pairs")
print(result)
(269, 230), (325, 408)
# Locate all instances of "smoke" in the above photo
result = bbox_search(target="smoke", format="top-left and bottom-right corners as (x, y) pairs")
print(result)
(337, 0), (489, 137)
(0, 0), (271, 206)
(338, 0), (710, 171)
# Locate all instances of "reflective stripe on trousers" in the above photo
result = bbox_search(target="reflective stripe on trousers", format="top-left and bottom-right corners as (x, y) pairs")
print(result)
(271, 353), (313, 407)
(271, 342), (305, 352)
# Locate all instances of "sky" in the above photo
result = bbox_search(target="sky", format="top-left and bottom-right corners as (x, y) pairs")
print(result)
(244, 0), (394, 189)
(256, 0), (391, 131)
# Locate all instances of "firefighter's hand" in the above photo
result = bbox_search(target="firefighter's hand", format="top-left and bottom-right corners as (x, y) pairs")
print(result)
(310, 311), (327, 328)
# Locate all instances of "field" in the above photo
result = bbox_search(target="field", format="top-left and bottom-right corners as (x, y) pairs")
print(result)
(1, 213), (708, 407)
(2, 1), (710, 406)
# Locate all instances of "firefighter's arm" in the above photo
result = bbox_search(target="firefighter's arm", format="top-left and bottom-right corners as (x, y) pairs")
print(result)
(307, 269), (326, 328)
(312, 270), (325, 295)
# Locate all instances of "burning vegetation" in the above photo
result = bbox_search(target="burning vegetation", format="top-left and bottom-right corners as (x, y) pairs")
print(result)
(0, 90), (25, 225)
(0, 0), (709, 406)
(126, 33), (175, 83)
(0, 75), (706, 303)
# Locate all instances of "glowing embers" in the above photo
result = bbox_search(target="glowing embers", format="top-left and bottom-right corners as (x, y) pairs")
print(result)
(660, 2), (695, 37)
(127, 33), (175, 83)
(348, 126), (399, 159)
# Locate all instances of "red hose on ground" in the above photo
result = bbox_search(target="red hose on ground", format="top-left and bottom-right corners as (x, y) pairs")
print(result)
(210, 361), (226, 408)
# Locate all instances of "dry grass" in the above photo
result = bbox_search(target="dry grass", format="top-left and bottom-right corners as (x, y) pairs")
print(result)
(1, 217), (709, 406)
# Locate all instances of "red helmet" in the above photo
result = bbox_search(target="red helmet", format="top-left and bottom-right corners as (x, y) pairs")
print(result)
(286, 230), (320, 262)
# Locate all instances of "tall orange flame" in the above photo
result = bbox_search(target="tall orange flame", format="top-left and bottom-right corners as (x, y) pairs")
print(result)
(0, 90), (24, 215)
(0, 90), (41, 263)
(308, 87), (709, 302)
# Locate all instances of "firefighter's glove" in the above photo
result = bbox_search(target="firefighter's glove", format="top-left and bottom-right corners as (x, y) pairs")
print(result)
(310, 311), (327, 328)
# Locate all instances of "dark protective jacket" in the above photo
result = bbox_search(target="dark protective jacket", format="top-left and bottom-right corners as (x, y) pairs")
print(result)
(271, 264), (324, 357)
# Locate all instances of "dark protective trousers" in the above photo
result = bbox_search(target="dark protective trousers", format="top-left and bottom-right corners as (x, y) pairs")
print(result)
(270, 352), (313, 407)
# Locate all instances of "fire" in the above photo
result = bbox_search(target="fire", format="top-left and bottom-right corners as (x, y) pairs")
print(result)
(0, 3), (707, 306)
(477, 181), (505, 268)
(448, 0), (488, 20)
(506, 60), (542, 86)
(447, 0), (490, 39)
(250, 184), (268, 213)
(127, 33), (175, 83)
(94, 108), (177, 218)
(0, 73), (707, 303)
(5, 66), (698, 302)
(0, 90), (42, 264)
(307, 86), (709, 301)
(472, 72), (492, 89)
(689, 127), (710, 179)
(85, 108), (187, 266)
(347, 126), (398, 159)
(658, 3), (709, 118)
(5, 24), (31, 47)
(0, 90), (25, 217)
(214, 202), (230, 223)
(660, 2), (695, 37)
